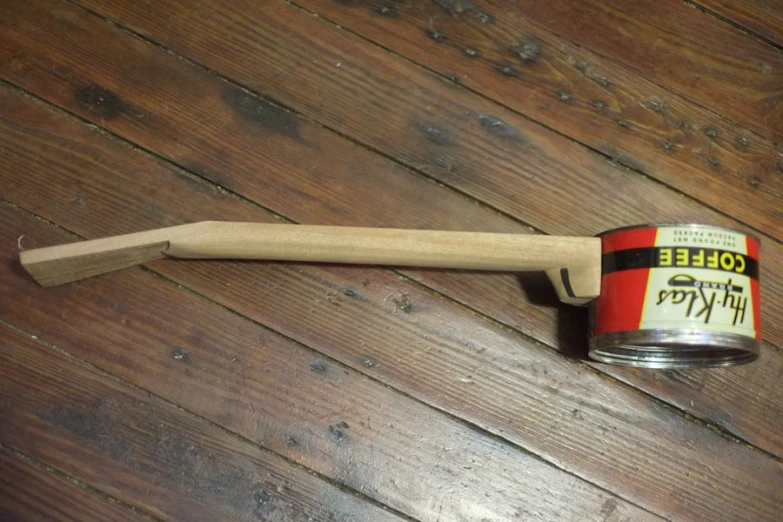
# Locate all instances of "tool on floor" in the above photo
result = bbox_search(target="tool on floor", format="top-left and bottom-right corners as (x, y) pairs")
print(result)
(19, 222), (760, 369)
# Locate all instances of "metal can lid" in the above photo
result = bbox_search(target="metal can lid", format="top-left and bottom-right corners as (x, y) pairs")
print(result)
(589, 329), (760, 369)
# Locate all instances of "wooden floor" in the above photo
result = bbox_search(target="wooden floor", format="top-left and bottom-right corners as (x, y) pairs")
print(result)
(1, 1), (782, 520)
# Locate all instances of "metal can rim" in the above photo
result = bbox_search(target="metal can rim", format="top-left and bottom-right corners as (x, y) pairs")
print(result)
(589, 329), (760, 369)
(596, 223), (761, 246)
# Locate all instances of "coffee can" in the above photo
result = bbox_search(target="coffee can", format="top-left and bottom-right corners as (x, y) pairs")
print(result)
(589, 224), (761, 368)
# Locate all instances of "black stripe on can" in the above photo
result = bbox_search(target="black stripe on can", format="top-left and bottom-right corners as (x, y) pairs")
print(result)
(559, 268), (575, 298)
(602, 247), (759, 280)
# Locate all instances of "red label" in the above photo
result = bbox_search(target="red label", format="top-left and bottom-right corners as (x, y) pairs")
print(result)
(594, 269), (650, 335)
(601, 227), (658, 254)
(747, 236), (762, 339)
(595, 227), (657, 335)
(595, 226), (760, 339)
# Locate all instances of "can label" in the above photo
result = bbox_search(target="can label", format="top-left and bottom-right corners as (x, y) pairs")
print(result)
(595, 226), (761, 339)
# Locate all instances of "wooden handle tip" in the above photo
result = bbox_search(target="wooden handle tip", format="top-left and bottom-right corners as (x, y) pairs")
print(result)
(20, 240), (170, 287)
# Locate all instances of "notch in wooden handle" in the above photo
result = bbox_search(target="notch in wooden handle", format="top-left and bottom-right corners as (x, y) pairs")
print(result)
(19, 222), (601, 305)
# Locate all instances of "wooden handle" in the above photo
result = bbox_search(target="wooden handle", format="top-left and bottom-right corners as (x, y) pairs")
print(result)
(19, 222), (601, 304)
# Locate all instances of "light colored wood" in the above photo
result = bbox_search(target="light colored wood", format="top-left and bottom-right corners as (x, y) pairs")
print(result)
(20, 222), (601, 304)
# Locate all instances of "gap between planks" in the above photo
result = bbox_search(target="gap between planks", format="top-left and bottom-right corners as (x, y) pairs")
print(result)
(3, 74), (782, 462)
(5, 64), (783, 457)
(682, 1), (783, 51)
(64, 0), (782, 248)
(0, 317), (424, 522)
(4, 192), (782, 469)
(5, 71), (783, 363)
(0, 260), (658, 521)
(286, 0), (783, 234)
(59, 0), (538, 237)
(4, 257), (676, 521)
(0, 442), (164, 522)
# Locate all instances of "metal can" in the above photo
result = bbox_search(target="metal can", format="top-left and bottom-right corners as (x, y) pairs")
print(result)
(589, 224), (761, 368)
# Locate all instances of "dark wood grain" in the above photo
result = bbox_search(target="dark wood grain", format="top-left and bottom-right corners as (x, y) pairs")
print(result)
(291, 0), (783, 243)
(46, 0), (737, 234)
(29, 0), (782, 347)
(0, 447), (152, 522)
(0, 323), (410, 522)
(483, 0), (783, 141)
(1, 88), (781, 521)
(694, 0), (783, 47)
(0, 205), (659, 522)
(2, 0), (783, 463)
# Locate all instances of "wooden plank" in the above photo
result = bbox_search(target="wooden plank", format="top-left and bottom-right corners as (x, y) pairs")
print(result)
(42, 0), (764, 237)
(0, 206), (660, 522)
(0, 323), (410, 522)
(693, 0), (783, 47)
(480, 0), (783, 141)
(0, 447), (152, 522)
(291, 0), (783, 243)
(1, 92), (781, 521)
(2, 0), (783, 462)
(18, 0), (780, 344)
